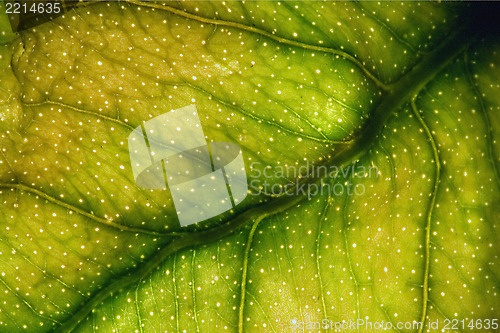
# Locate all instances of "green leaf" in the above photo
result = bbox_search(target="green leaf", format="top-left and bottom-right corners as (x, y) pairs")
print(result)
(0, 1), (498, 332)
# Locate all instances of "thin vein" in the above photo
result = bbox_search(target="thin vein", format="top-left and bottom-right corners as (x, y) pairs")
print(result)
(0, 183), (165, 236)
(315, 196), (331, 321)
(173, 254), (180, 333)
(22, 100), (134, 131)
(0, 276), (59, 324)
(191, 249), (200, 333)
(0, 236), (85, 297)
(244, 291), (278, 333)
(238, 216), (265, 333)
(352, 1), (417, 54)
(411, 97), (440, 333)
(341, 195), (360, 333)
(428, 299), (465, 333)
(134, 280), (144, 333)
(45, 14), (349, 145)
(124, 0), (389, 91)
(464, 51), (500, 188)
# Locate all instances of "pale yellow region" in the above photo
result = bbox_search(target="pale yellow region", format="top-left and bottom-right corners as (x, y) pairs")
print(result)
(251, 260), (328, 330)
(0, 44), (22, 128)
(201, 54), (241, 77)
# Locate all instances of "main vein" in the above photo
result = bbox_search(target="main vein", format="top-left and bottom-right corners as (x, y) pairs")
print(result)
(56, 5), (478, 332)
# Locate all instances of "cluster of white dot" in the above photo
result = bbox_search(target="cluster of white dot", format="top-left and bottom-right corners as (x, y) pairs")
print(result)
(176, 0), (458, 83)
(0, 0), (498, 331)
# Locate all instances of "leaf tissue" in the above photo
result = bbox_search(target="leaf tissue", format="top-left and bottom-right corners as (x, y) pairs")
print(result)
(0, 1), (499, 332)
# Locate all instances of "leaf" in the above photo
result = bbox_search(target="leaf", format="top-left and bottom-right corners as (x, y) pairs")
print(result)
(0, 1), (499, 332)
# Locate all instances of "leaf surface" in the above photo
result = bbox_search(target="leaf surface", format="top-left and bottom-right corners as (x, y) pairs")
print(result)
(0, 1), (498, 332)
